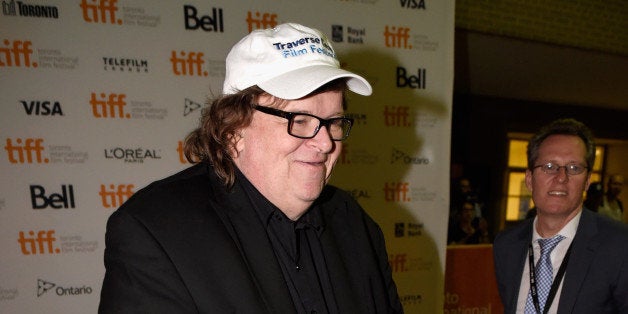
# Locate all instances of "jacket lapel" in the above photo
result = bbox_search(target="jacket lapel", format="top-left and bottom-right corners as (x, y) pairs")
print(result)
(557, 209), (599, 313)
(210, 175), (295, 313)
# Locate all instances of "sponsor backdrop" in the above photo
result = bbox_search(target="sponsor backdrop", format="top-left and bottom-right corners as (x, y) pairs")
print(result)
(0, 0), (454, 312)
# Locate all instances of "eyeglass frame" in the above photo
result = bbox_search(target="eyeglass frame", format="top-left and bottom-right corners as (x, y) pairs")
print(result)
(532, 162), (589, 176)
(253, 105), (354, 141)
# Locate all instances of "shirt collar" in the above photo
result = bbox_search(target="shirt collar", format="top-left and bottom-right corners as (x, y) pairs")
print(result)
(532, 208), (582, 241)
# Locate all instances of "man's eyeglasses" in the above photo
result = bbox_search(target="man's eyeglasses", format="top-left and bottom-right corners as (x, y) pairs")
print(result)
(254, 105), (354, 141)
(532, 162), (588, 176)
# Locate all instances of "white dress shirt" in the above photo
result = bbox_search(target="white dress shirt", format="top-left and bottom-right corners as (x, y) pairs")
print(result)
(515, 210), (582, 314)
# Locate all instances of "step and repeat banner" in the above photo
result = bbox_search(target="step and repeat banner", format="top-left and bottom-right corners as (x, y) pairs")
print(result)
(0, 1), (454, 312)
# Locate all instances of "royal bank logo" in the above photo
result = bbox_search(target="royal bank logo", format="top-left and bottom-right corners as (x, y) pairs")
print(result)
(246, 11), (277, 32)
(394, 222), (424, 237)
(103, 56), (148, 73)
(1, 0), (59, 18)
(331, 24), (366, 44)
(184, 98), (201, 116)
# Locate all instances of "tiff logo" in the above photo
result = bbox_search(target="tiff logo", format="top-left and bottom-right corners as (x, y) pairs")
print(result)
(383, 106), (411, 127)
(0, 39), (37, 67)
(246, 11), (277, 32)
(383, 182), (410, 202)
(4, 138), (48, 163)
(18, 230), (60, 255)
(384, 26), (411, 49)
(170, 51), (207, 76)
(99, 184), (134, 208)
(183, 5), (223, 32)
(79, 0), (121, 24)
(389, 254), (408, 272)
(177, 141), (188, 164)
(90, 92), (129, 118)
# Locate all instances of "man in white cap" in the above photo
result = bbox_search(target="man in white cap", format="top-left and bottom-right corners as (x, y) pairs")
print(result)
(99, 23), (403, 314)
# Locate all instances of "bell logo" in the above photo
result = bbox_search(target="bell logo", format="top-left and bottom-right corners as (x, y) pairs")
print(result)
(0, 39), (37, 68)
(384, 26), (411, 49)
(384, 182), (411, 202)
(170, 51), (208, 76)
(246, 11), (278, 32)
(30, 184), (76, 209)
(79, 0), (122, 24)
(396, 67), (426, 89)
(183, 5), (224, 32)
(90, 92), (129, 118)
(18, 230), (60, 255)
(99, 184), (134, 208)
(4, 138), (49, 164)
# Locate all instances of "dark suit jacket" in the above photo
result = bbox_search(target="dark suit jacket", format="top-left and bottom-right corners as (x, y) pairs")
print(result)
(99, 163), (402, 313)
(493, 208), (628, 314)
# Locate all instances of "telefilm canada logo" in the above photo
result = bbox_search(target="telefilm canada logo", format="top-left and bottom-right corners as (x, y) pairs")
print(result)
(103, 56), (149, 73)
(37, 279), (93, 297)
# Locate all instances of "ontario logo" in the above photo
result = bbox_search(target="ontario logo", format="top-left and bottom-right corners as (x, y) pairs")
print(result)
(184, 98), (201, 116)
(37, 279), (93, 297)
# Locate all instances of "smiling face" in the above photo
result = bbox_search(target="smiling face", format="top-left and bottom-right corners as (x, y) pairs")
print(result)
(232, 90), (344, 220)
(525, 134), (591, 220)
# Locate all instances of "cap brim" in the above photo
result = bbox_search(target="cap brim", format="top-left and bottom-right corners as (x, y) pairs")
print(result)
(257, 65), (372, 100)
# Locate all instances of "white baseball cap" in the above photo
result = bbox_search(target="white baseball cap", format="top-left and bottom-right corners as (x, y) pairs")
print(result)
(223, 23), (372, 99)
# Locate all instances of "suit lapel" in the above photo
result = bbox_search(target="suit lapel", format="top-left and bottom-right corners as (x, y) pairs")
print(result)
(210, 176), (295, 313)
(557, 209), (599, 313)
(501, 221), (533, 313)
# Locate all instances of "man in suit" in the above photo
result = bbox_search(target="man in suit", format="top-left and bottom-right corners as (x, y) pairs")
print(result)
(99, 23), (403, 313)
(493, 118), (628, 314)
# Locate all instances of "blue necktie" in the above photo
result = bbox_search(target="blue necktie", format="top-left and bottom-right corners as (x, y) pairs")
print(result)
(525, 235), (565, 313)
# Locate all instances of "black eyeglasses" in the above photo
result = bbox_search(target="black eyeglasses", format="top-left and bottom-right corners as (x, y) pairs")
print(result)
(532, 162), (588, 176)
(254, 105), (353, 141)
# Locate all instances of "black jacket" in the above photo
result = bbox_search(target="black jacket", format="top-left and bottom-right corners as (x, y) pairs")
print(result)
(99, 163), (402, 313)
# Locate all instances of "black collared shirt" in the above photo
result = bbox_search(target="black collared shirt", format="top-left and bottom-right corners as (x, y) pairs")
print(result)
(237, 170), (339, 314)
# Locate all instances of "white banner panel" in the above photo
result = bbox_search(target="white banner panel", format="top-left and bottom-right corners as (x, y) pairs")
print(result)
(0, 0), (453, 312)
